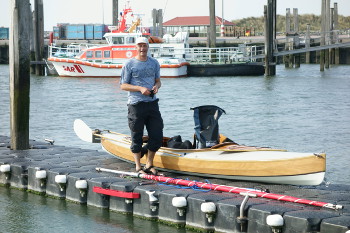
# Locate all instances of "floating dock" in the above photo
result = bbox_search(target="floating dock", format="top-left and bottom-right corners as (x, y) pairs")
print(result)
(0, 135), (349, 233)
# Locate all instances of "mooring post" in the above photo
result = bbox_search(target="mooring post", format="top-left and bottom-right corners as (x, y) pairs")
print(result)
(333, 3), (339, 65)
(152, 9), (157, 36)
(293, 8), (300, 68)
(33, 0), (44, 75)
(112, 0), (118, 27)
(305, 24), (311, 64)
(320, 0), (326, 71)
(158, 9), (163, 38)
(208, 0), (216, 48)
(284, 8), (291, 68)
(10, 0), (31, 150)
(330, 7), (335, 65)
(30, 4), (35, 74)
(264, 0), (276, 76)
(325, 0), (330, 69)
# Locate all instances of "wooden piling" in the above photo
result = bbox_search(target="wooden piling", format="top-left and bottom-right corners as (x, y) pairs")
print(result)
(284, 8), (291, 67)
(305, 24), (311, 64)
(208, 0), (216, 48)
(330, 8), (335, 65)
(152, 9), (157, 36)
(264, 0), (276, 76)
(293, 8), (300, 68)
(325, 0), (330, 69)
(158, 9), (163, 38)
(333, 3), (340, 65)
(33, 0), (44, 75)
(320, 0), (325, 71)
(112, 0), (118, 27)
(9, 0), (31, 150)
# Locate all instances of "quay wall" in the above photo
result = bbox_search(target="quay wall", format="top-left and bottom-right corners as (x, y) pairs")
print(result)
(0, 135), (350, 232)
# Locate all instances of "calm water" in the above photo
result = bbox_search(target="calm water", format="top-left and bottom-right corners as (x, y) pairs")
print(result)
(1, 64), (350, 231)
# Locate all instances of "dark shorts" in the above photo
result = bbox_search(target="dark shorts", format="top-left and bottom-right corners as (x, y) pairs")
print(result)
(128, 100), (163, 153)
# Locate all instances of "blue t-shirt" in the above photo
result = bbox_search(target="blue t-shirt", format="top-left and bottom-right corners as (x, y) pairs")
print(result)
(120, 57), (160, 105)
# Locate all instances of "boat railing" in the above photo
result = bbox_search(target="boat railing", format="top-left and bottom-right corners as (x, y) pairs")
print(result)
(48, 43), (103, 58)
(49, 43), (266, 64)
(150, 45), (264, 64)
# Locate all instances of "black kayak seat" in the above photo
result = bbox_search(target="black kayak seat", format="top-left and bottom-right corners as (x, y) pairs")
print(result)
(191, 105), (226, 149)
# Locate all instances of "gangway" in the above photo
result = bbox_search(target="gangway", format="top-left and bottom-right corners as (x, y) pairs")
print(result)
(247, 41), (350, 60)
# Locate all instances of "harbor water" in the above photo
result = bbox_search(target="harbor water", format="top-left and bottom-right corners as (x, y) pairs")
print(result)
(0, 64), (350, 232)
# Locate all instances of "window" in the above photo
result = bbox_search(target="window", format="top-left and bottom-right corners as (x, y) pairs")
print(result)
(86, 51), (93, 58)
(126, 37), (135, 44)
(112, 37), (124, 45)
(104, 50), (111, 58)
(95, 51), (102, 58)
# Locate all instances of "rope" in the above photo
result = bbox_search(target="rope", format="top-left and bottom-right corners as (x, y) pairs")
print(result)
(158, 177), (211, 192)
(44, 59), (56, 71)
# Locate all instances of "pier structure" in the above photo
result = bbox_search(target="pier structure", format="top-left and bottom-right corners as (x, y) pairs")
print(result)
(9, 0), (31, 150)
(0, 135), (350, 232)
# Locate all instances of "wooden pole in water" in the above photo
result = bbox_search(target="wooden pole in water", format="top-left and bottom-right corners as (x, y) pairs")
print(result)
(158, 9), (163, 38)
(305, 24), (311, 64)
(325, 0), (330, 69)
(264, 0), (276, 76)
(284, 8), (291, 68)
(293, 8), (300, 68)
(208, 0), (216, 48)
(112, 0), (118, 27)
(152, 8), (157, 36)
(30, 4), (35, 74)
(33, 0), (44, 75)
(330, 8), (334, 65)
(333, 3), (339, 65)
(320, 0), (325, 71)
(9, 0), (31, 150)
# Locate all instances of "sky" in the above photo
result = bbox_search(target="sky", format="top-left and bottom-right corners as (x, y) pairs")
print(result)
(1, 0), (349, 31)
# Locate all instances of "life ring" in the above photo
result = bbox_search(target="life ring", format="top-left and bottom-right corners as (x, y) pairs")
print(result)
(126, 51), (133, 58)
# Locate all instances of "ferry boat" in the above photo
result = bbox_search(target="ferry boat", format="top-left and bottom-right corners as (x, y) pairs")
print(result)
(47, 4), (190, 78)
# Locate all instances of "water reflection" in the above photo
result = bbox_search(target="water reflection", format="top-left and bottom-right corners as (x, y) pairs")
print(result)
(0, 188), (193, 233)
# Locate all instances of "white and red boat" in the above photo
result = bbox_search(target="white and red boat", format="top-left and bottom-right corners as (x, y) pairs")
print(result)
(48, 4), (190, 78)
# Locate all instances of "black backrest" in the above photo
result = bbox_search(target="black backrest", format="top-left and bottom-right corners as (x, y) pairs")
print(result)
(191, 105), (226, 148)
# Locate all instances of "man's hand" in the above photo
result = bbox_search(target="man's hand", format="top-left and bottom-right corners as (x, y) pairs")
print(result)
(140, 86), (152, 96)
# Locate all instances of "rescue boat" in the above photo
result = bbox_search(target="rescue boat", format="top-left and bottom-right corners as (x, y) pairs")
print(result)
(47, 4), (190, 78)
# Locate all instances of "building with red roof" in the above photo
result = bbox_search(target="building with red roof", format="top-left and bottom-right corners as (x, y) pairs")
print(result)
(163, 16), (236, 37)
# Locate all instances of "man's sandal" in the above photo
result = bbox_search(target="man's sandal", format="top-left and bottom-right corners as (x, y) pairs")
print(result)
(142, 166), (159, 176)
(136, 167), (146, 175)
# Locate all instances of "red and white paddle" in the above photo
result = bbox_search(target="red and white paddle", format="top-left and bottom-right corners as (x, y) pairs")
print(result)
(96, 167), (343, 210)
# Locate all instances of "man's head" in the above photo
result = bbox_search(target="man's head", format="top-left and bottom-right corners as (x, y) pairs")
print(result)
(135, 37), (149, 46)
(135, 37), (149, 60)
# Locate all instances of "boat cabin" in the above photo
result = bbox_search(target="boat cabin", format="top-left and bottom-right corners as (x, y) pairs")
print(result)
(75, 33), (143, 63)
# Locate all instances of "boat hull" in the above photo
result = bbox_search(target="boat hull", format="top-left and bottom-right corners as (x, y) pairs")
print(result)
(188, 63), (265, 76)
(48, 58), (188, 78)
(100, 132), (326, 185)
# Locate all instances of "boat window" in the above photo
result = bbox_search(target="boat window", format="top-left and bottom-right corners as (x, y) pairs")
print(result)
(86, 51), (93, 58)
(126, 37), (135, 44)
(104, 50), (111, 58)
(76, 51), (84, 57)
(95, 51), (102, 58)
(112, 37), (124, 45)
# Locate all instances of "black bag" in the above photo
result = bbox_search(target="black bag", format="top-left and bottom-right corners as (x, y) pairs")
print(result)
(167, 135), (192, 149)
(191, 105), (226, 148)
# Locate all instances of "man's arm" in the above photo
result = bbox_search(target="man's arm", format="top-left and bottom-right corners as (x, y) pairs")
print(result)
(120, 83), (150, 96)
(152, 78), (161, 94)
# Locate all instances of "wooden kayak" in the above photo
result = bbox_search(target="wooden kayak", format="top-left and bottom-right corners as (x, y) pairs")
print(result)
(74, 119), (326, 186)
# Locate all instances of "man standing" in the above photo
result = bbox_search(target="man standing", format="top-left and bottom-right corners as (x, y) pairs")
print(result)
(120, 37), (163, 175)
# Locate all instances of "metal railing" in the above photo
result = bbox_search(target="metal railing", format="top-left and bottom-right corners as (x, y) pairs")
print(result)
(49, 43), (263, 64)
(150, 45), (261, 64)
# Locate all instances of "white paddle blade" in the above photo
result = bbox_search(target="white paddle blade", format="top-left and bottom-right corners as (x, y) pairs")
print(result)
(74, 119), (93, 143)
